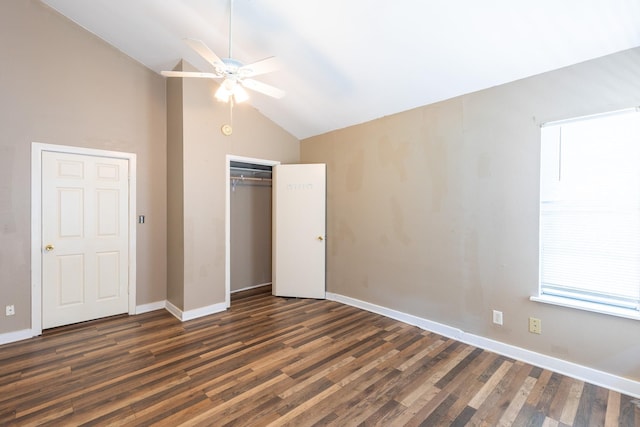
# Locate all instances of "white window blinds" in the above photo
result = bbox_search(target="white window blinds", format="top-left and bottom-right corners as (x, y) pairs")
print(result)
(539, 109), (640, 311)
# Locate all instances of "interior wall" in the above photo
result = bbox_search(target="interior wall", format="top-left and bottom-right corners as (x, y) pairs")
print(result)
(167, 64), (299, 312)
(166, 67), (185, 309)
(0, 0), (167, 335)
(301, 47), (640, 382)
(230, 181), (272, 292)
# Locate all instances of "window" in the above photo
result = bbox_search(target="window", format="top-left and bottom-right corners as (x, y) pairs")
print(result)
(537, 108), (640, 318)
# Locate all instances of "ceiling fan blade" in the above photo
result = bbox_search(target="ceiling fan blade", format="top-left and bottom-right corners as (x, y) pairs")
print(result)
(241, 79), (286, 99)
(184, 38), (225, 69)
(161, 71), (220, 79)
(239, 57), (280, 78)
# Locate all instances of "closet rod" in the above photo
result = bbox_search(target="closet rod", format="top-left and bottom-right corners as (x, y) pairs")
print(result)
(230, 166), (272, 174)
(231, 176), (272, 182)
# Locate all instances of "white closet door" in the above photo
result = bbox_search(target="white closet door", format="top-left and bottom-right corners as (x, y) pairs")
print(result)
(272, 164), (326, 299)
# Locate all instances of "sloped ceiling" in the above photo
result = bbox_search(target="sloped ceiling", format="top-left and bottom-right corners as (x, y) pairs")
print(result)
(41, 0), (640, 139)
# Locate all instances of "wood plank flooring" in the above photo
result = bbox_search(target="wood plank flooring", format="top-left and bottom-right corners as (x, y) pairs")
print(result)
(1, 286), (639, 426)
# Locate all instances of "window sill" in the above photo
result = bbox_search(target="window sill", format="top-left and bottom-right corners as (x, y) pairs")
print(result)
(530, 295), (640, 321)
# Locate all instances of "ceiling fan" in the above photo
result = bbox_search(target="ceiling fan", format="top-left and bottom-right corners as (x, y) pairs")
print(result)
(161, 0), (285, 103)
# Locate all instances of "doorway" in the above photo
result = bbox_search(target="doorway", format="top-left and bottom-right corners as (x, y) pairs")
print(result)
(225, 155), (279, 307)
(230, 161), (273, 299)
(31, 143), (137, 335)
(225, 156), (328, 307)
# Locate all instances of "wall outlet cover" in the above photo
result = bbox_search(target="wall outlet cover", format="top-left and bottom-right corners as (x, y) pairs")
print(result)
(492, 310), (503, 325)
(529, 317), (542, 334)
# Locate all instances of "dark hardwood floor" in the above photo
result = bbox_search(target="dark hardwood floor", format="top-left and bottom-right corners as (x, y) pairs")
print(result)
(1, 286), (638, 426)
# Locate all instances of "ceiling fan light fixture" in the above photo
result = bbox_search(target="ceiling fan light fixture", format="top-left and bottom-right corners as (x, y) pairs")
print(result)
(215, 79), (249, 103)
(214, 84), (232, 102)
(232, 84), (249, 103)
(162, 0), (284, 106)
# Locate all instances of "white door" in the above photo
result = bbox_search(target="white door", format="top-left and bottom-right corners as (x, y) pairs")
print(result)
(42, 151), (129, 329)
(272, 164), (326, 299)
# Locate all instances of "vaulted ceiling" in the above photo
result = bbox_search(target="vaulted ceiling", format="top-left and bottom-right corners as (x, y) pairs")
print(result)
(41, 0), (640, 139)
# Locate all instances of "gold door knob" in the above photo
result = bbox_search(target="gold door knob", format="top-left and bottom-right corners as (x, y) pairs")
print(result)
(44, 244), (54, 252)
(317, 236), (324, 241)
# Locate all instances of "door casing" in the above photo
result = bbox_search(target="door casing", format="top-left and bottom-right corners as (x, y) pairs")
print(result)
(31, 142), (137, 336)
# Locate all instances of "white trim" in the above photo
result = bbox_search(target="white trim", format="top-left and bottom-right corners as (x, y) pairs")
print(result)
(231, 282), (272, 294)
(1, 299), (223, 346)
(327, 293), (463, 340)
(225, 155), (280, 308)
(31, 146), (43, 336)
(136, 301), (166, 314)
(164, 301), (183, 321)
(531, 295), (640, 321)
(327, 292), (640, 399)
(0, 329), (35, 346)
(540, 106), (639, 128)
(165, 300), (227, 322)
(31, 142), (137, 336)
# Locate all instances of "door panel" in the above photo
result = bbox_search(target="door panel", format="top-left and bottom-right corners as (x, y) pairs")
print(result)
(42, 151), (129, 329)
(59, 188), (83, 237)
(97, 189), (120, 236)
(97, 251), (120, 299)
(58, 254), (84, 305)
(272, 164), (326, 299)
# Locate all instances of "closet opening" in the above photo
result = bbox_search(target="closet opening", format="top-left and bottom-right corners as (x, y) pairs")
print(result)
(226, 157), (279, 306)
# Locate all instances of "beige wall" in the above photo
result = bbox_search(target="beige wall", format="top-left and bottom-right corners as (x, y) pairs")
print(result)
(166, 72), (185, 309)
(168, 64), (298, 311)
(0, 0), (167, 334)
(230, 182), (272, 292)
(302, 47), (640, 381)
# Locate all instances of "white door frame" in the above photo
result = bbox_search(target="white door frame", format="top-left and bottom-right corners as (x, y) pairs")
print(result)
(225, 155), (280, 307)
(31, 142), (137, 336)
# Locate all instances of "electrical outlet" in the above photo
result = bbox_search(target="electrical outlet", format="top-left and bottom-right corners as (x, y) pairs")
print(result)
(529, 317), (542, 334)
(492, 310), (503, 325)
(6, 305), (15, 316)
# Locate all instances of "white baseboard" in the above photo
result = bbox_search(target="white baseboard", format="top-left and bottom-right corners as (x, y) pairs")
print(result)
(165, 300), (227, 322)
(164, 301), (182, 320)
(231, 282), (272, 294)
(136, 300), (166, 314)
(0, 300), (228, 347)
(0, 329), (35, 345)
(327, 292), (640, 399)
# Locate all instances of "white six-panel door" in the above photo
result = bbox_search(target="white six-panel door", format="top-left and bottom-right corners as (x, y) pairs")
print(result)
(272, 164), (326, 299)
(42, 151), (129, 329)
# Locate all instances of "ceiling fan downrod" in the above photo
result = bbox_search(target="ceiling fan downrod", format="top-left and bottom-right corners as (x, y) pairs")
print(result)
(228, 0), (234, 59)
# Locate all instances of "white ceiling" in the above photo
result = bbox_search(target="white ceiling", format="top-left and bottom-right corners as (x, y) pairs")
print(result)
(41, 0), (640, 139)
